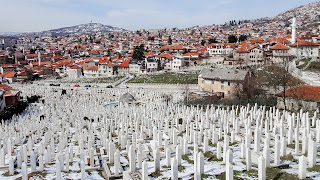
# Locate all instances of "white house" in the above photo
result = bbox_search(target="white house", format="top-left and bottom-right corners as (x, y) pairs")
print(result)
(289, 40), (319, 59)
(67, 65), (82, 78)
(207, 43), (235, 56)
(145, 57), (158, 72)
(129, 63), (143, 74)
(165, 55), (186, 71)
(83, 66), (98, 77)
(98, 62), (113, 77)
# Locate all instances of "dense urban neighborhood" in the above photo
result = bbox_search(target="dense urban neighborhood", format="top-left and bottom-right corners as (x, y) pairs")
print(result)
(0, 1), (320, 180)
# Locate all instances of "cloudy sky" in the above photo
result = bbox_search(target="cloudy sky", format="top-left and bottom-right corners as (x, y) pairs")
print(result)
(0, 0), (317, 32)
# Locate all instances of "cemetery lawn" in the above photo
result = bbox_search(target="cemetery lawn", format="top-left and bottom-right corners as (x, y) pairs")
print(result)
(59, 76), (124, 84)
(127, 72), (199, 84)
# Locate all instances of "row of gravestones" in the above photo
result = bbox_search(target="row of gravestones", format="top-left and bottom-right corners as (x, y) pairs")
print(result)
(1, 84), (319, 179)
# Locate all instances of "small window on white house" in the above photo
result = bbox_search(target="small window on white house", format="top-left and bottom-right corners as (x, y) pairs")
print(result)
(221, 85), (224, 90)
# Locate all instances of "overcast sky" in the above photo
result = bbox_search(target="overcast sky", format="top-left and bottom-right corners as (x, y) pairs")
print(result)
(0, 0), (317, 32)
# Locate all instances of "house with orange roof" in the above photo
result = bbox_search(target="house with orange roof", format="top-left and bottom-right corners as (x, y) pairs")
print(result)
(98, 61), (113, 77)
(53, 59), (72, 77)
(289, 40), (319, 59)
(0, 84), (20, 107)
(0, 64), (16, 74)
(83, 66), (99, 77)
(25, 54), (37, 63)
(182, 52), (200, 66)
(117, 60), (130, 75)
(67, 65), (82, 78)
(276, 85), (320, 111)
(270, 43), (292, 63)
(0, 72), (17, 83)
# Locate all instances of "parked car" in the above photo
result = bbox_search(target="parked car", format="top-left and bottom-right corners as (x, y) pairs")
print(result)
(106, 85), (113, 88)
(50, 83), (60, 86)
(84, 85), (91, 88)
(120, 85), (129, 88)
(92, 85), (99, 88)
(73, 84), (80, 87)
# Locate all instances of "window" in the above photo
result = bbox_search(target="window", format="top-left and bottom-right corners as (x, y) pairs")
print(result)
(228, 91), (230, 94)
(228, 82), (231, 86)
(221, 85), (224, 90)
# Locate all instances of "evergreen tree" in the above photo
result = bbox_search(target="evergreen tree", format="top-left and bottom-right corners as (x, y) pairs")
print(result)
(208, 38), (217, 44)
(228, 35), (238, 43)
(239, 35), (247, 42)
(201, 40), (206, 46)
(132, 44), (145, 60)
(168, 36), (172, 45)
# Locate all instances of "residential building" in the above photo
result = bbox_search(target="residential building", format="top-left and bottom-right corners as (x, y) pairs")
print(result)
(289, 40), (319, 59)
(0, 84), (20, 107)
(67, 65), (82, 78)
(207, 43), (235, 56)
(98, 62), (113, 77)
(83, 66), (98, 77)
(198, 68), (252, 98)
(270, 43), (292, 63)
(0, 72), (17, 83)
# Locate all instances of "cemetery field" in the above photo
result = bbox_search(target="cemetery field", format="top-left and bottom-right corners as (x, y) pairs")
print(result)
(127, 72), (199, 84)
(1, 84), (320, 180)
(56, 76), (125, 84)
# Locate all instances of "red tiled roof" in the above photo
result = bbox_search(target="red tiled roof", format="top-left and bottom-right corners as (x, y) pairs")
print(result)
(70, 65), (81, 69)
(156, 54), (172, 58)
(0, 72), (16, 78)
(0, 84), (20, 97)
(118, 60), (130, 67)
(270, 43), (290, 50)
(83, 66), (98, 70)
(277, 85), (320, 101)
(292, 40), (318, 46)
(235, 46), (249, 53)
(249, 38), (264, 44)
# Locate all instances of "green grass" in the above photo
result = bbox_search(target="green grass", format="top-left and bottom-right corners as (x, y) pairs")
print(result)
(280, 153), (294, 161)
(297, 58), (312, 69)
(234, 170), (258, 178)
(266, 167), (310, 180)
(59, 76), (124, 84)
(307, 165), (320, 172)
(229, 142), (237, 146)
(178, 165), (186, 172)
(182, 154), (194, 164)
(306, 61), (320, 73)
(204, 151), (222, 162)
(201, 174), (214, 179)
(150, 170), (162, 178)
(2, 171), (19, 176)
(127, 72), (199, 84)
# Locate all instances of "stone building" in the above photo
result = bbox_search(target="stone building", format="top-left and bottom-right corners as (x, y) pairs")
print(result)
(198, 68), (252, 98)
